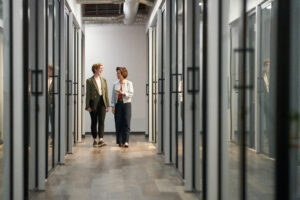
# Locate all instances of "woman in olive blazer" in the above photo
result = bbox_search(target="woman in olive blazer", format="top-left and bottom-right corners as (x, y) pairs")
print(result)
(86, 63), (110, 147)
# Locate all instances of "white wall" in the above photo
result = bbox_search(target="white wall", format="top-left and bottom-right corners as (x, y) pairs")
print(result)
(85, 24), (147, 133)
(66, 0), (82, 28)
(229, 0), (265, 23)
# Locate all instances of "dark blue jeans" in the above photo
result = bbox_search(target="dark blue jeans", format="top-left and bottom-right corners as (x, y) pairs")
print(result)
(115, 101), (131, 144)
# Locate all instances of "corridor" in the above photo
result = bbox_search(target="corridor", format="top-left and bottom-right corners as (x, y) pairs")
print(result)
(30, 135), (198, 200)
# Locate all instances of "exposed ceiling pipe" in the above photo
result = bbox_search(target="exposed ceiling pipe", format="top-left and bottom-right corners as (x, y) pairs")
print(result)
(77, 0), (154, 6)
(83, 13), (148, 24)
(77, 0), (124, 4)
(139, 0), (154, 7)
(123, 0), (139, 25)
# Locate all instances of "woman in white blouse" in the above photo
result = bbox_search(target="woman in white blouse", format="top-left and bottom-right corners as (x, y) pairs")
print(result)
(111, 67), (134, 147)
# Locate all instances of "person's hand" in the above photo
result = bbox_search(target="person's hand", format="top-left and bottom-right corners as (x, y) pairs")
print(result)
(112, 107), (115, 115)
(106, 107), (110, 112)
(116, 89), (123, 95)
(87, 108), (93, 113)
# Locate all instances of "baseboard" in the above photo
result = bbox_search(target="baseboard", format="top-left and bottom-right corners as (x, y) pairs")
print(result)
(85, 131), (146, 135)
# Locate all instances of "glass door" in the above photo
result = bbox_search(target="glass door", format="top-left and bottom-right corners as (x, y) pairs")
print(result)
(47, 0), (55, 174)
(158, 9), (166, 153)
(170, 0), (176, 164)
(0, 7), (3, 197)
(64, 8), (73, 154)
(176, 0), (185, 176)
(46, 0), (60, 174)
(152, 27), (158, 143)
(259, 1), (276, 158)
(245, 12), (256, 148)
(229, 12), (256, 148)
(289, 0), (300, 198)
(54, 0), (60, 163)
(73, 26), (78, 144)
(194, 0), (203, 194)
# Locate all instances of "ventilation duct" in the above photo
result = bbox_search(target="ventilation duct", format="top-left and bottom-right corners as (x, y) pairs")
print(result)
(123, 0), (139, 25)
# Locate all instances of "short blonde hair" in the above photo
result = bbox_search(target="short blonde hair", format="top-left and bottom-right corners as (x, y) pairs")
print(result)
(92, 63), (103, 73)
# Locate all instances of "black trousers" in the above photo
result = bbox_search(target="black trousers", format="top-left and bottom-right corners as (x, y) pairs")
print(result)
(115, 101), (131, 144)
(89, 96), (106, 139)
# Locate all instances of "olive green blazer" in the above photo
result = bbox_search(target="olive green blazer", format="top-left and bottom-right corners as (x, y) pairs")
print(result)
(86, 76), (110, 110)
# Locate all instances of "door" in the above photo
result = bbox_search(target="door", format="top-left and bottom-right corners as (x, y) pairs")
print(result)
(258, 1), (276, 158)
(152, 27), (158, 143)
(46, 0), (55, 174)
(158, 9), (165, 154)
(176, 0), (185, 176)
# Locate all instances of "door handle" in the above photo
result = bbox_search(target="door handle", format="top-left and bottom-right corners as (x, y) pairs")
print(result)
(31, 70), (44, 96)
(146, 84), (149, 96)
(187, 67), (200, 94)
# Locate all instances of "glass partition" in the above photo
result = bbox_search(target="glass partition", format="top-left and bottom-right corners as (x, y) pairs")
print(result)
(0, 0), (3, 195)
(47, 0), (55, 173)
(259, 2), (276, 158)
(289, 0), (300, 198)
(176, 0), (184, 176)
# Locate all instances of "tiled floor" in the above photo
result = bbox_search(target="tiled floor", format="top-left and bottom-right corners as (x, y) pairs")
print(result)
(31, 135), (198, 200)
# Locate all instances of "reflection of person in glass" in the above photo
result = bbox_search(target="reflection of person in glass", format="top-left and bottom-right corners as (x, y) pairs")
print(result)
(111, 67), (134, 148)
(263, 59), (272, 155)
(86, 63), (110, 147)
(48, 65), (54, 146)
(178, 79), (184, 120)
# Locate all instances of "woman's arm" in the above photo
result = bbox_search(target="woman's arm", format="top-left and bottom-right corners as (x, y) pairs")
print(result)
(111, 83), (116, 107)
(123, 81), (134, 98)
(85, 80), (91, 110)
(105, 79), (110, 107)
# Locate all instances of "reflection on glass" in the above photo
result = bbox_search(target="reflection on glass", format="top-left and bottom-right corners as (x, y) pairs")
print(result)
(246, 7), (274, 199)
(290, 0), (300, 198)
(177, 0), (184, 176)
(0, 0), (4, 196)
(64, 11), (68, 154)
(227, 1), (242, 199)
(260, 2), (275, 158)
(152, 27), (158, 143)
(245, 13), (255, 148)
(194, 0), (203, 194)
(47, 0), (54, 173)
(260, 4), (272, 157)
(228, 22), (241, 200)
(54, 0), (60, 161)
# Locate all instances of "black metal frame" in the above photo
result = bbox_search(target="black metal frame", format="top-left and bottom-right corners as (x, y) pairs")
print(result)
(275, 0), (291, 199)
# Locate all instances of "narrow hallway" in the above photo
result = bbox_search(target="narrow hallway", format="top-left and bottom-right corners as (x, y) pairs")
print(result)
(31, 135), (198, 200)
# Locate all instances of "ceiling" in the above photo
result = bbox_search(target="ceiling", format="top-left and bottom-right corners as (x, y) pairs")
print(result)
(80, 0), (155, 24)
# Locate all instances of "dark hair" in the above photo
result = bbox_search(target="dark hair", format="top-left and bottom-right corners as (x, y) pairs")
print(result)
(92, 63), (103, 74)
(116, 67), (128, 79)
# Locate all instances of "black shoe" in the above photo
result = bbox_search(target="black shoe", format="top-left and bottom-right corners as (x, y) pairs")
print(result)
(119, 143), (123, 147)
(98, 141), (106, 147)
(93, 141), (97, 147)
